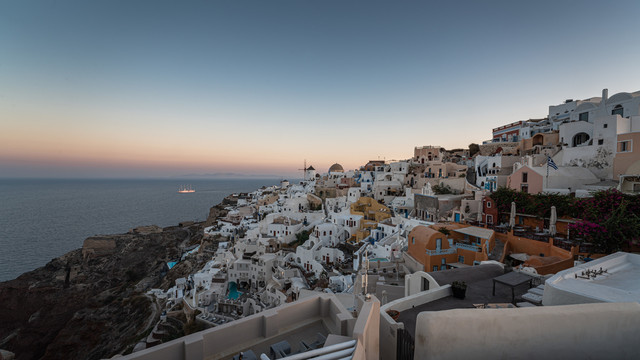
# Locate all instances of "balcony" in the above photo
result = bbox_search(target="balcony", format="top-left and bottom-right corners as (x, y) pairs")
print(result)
(455, 243), (481, 252)
(426, 248), (457, 256)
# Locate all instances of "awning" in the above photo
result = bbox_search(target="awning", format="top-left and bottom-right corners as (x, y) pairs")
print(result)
(509, 253), (529, 262)
(453, 227), (494, 239)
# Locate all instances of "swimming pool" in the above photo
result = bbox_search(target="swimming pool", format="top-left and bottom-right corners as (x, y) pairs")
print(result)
(228, 282), (241, 300)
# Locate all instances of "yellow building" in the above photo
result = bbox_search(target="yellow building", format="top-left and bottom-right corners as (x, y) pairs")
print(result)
(349, 197), (391, 243)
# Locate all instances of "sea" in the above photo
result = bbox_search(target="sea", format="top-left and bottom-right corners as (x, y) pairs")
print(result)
(0, 178), (283, 282)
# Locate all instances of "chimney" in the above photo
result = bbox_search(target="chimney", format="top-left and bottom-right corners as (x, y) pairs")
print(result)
(602, 88), (608, 104)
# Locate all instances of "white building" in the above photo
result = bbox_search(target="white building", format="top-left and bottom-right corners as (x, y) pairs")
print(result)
(474, 154), (519, 191)
(265, 216), (303, 243)
(557, 114), (632, 179)
(543, 252), (640, 305)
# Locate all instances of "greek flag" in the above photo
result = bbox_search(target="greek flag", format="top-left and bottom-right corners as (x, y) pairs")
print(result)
(547, 156), (558, 170)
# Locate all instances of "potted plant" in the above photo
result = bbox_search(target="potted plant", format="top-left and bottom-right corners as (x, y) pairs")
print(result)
(451, 281), (467, 299)
(386, 310), (400, 321)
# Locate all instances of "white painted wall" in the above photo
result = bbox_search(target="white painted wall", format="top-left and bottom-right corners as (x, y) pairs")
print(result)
(404, 271), (441, 296)
(414, 302), (640, 360)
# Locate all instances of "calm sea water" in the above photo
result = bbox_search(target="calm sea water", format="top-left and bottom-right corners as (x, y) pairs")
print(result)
(0, 178), (281, 281)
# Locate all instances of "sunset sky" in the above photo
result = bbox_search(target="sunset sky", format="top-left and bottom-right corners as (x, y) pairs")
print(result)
(2, 0), (640, 178)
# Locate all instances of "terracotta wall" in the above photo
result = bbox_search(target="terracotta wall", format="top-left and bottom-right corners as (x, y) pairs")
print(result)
(483, 197), (499, 224)
(529, 257), (574, 275)
(500, 233), (575, 274)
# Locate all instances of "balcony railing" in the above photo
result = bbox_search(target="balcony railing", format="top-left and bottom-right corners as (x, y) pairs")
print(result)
(455, 243), (481, 252)
(426, 248), (457, 256)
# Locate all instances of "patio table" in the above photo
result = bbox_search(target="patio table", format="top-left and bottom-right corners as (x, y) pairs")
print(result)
(492, 272), (533, 304)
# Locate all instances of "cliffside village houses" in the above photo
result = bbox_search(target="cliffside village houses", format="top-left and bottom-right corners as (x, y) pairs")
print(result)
(131, 88), (640, 360)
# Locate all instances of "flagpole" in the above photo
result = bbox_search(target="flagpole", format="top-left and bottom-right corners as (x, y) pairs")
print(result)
(546, 157), (549, 189)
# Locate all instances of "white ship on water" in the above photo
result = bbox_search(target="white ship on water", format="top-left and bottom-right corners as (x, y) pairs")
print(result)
(178, 185), (195, 193)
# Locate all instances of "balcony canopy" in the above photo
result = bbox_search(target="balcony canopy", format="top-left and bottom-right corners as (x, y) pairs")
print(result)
(453, 227), (494, 240)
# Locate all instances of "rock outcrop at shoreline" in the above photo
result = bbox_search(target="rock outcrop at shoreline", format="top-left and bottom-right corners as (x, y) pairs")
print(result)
(0, 222), (205, 360)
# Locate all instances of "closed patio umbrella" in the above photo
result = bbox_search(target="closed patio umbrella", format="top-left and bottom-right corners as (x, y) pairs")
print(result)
(509, 201), (516, 228)
(549, 206), (557, 236)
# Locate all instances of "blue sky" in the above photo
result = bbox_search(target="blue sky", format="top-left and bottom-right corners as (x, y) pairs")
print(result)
(1, 0), (639, 177)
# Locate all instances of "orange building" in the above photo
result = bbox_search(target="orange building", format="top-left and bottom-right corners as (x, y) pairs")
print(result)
(407, 224), (496, 272)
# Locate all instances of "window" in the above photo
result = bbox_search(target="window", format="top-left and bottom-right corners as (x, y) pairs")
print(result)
(521, 184), (529, 193)
(579, 112), (589, 121)
(433, 266), (438, 272)
(441, 258), (446, 265)
(486, 215), (493, 224)
(603, 123), (608, 128)
(458, 255), (464, 263)
(598, 139), (604, 145)
(522, 172), (528, 183)
(487, 201), (492, 208)
(618, 140), (632, 153)
(612, 105), (623, 117)
(412, 237), (415, 245)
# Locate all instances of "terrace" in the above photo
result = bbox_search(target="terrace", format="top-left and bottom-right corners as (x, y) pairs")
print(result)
(125, 293), (378, 360)
(389, 265), (535, 339)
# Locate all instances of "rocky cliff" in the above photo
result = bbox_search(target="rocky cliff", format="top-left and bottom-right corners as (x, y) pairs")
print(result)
(0, 223), (203, 360)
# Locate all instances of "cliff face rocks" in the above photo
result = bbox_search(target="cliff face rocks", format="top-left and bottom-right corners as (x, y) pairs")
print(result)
(0, 223), (202, 360)
(82, 237), (117, 260)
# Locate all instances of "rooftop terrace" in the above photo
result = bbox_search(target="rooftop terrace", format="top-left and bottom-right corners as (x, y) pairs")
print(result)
(396, 264), (535, 338)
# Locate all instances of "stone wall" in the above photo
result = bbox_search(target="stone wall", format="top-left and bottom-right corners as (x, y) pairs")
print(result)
(478, 142), (520, 156)
(82, 236), (117, 259)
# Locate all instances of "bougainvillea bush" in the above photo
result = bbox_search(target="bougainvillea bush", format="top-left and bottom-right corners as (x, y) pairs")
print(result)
(491, 187), (640, 253)
(569, 190), (640, 253)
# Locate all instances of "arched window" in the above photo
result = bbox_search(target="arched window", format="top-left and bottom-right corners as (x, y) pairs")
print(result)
(572, 132), (590, 147)
(611, 104), (624, 117)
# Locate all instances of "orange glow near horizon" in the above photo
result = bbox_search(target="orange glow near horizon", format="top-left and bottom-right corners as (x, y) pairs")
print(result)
(1, 108), (426, 177)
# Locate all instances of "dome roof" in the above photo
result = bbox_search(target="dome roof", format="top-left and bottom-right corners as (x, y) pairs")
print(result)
(329, 163), (344, 172)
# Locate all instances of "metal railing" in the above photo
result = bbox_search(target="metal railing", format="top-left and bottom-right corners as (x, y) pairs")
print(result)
(426, 248), (457, 256)
(455, 243), (481, 252)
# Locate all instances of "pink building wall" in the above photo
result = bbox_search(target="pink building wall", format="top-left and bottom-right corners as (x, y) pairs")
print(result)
(508, 165), (543, 194)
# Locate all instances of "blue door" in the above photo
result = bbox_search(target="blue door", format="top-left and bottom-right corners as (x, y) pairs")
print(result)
(454, 213), (461, 222)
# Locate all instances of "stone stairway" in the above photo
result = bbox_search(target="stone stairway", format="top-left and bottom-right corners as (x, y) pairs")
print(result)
(518, 284), (545, 306)
(488, 238), (505, 261)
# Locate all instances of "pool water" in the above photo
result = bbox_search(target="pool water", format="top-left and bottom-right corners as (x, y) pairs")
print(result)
(228, 282), (241, 300)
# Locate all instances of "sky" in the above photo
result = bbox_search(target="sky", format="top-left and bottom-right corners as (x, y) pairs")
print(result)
(1, 0), (640, 178)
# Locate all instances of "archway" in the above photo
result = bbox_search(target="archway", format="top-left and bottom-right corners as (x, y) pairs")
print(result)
(572, 132), (590, 147)
(532, 134), (544, 146)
